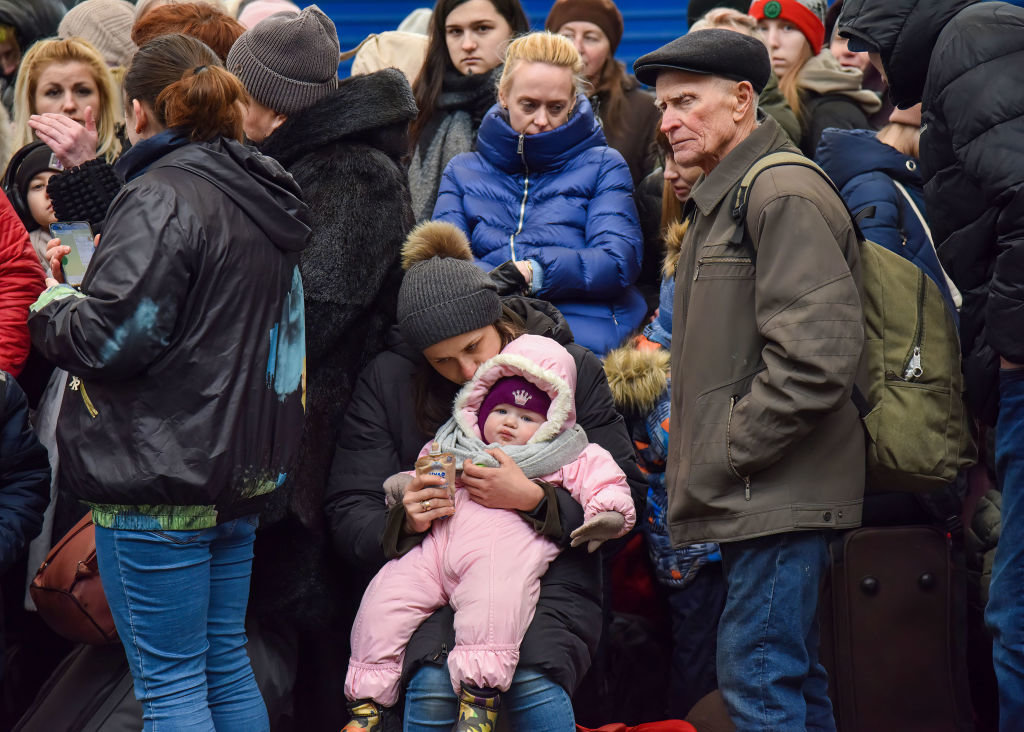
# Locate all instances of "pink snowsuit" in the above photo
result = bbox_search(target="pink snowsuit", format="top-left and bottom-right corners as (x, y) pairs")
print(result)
(345, 335), (636, 705)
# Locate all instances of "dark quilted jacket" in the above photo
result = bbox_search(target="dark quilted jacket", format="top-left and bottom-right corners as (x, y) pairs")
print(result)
(839, 0), (1024, 422)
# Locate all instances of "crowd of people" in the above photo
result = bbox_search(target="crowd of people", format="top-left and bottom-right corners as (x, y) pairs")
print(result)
(0, 0), (1020, 731)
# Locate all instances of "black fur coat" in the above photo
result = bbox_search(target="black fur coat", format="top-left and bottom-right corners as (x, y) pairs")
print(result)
(249, 69), (416, 630)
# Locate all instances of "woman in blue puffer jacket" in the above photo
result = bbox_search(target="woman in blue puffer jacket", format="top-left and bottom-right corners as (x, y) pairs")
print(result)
(816, 105), (961, 317)
(432, 31), (644, 356)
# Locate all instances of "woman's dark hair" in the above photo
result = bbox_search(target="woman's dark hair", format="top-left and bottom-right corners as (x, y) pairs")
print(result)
(412, 307), (526, 435)
(409, 0), (530, 148)
(124, 33), (247, 142)
(590, 55), (632, 140)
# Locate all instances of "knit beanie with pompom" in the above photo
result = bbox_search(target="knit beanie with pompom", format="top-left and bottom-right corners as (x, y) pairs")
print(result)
(397, 221), (502, 352)
(749, 0), (828, 54)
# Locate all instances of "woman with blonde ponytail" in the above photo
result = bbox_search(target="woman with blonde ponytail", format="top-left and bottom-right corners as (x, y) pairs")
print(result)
(27, 33), (311, 732)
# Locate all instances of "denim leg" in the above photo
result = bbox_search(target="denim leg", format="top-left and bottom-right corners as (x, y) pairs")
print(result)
(95, 524), (216, 732)
(501, 668), (575, 731)
(717, 531), (833, 732)
(204, 516), (267, 732)
(404, 663), (458, 731)
(403, 662), (573, 731)
(986, 370), (1024, 731)
(666, 562), (727, 718)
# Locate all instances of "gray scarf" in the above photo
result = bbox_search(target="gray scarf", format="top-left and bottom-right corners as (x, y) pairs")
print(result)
(433, 415), (590, 479)
(408, 68), (501, 222)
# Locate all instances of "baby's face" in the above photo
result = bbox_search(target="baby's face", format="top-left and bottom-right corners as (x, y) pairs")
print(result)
(482, 403), (546, 445)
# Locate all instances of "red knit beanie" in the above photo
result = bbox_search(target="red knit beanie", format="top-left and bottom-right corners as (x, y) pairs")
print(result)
(749, 0), (827, 54)
(545, 0), (624, 55)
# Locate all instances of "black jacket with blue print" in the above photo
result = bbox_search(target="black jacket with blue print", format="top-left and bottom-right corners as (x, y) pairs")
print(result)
(27, 134), (311, 530)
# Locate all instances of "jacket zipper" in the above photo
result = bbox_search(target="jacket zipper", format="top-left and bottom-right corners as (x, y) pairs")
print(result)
(693, 256), (754, 281)
(727, 396), (751, 501)
(509, 132), (530, 262)
(901, 270), (927, 380)
(69, 376), (98, 418)
(432, 643), (449, 662)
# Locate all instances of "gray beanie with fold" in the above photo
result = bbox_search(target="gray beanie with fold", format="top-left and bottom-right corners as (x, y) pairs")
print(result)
(226, 4), (339, 115)
(397, 221), (503, 352)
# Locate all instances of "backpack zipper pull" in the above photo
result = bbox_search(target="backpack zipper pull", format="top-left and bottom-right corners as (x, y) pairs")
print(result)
(904, 346), (923, 380)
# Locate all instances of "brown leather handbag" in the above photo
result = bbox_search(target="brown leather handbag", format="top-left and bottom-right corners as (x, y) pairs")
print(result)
(30, 512), (119, 645)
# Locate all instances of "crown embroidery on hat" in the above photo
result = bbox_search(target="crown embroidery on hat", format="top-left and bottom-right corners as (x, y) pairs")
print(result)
(513, 389), (532, 407)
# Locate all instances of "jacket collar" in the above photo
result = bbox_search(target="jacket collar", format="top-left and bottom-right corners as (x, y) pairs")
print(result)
(114, 128), (191, 182)
(690, 114), (790, 217)
(475, 95), (607, 174)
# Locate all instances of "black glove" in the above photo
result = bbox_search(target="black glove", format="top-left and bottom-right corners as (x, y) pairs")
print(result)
(489, 259), (528, 296)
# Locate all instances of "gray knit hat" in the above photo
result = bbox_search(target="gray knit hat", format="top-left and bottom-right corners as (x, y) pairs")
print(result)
(226, 4), (339, 115)
(397, 222), (503, 352)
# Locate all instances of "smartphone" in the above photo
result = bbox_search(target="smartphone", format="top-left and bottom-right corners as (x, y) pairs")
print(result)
(49, 221), (96, 287)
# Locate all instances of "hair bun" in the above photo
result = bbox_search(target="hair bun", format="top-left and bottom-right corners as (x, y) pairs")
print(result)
(401, 220), (474, 271)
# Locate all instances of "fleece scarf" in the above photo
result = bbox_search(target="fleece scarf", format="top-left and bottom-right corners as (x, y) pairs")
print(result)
(408, 67), (501, 222)
(432, 414), (590, 480)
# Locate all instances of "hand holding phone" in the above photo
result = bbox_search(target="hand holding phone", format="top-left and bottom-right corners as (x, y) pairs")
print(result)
(49, 221), (96, 287)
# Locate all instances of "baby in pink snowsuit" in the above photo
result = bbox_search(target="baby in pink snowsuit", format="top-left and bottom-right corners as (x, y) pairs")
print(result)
(344, 334), (636, 719)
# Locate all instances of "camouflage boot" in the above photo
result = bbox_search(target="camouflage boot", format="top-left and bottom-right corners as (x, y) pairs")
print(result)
(342, 700), (383, 732)
(453, 684), (500, 732)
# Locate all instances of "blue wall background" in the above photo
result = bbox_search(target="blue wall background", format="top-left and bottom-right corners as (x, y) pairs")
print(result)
(310, 1), (689, 77)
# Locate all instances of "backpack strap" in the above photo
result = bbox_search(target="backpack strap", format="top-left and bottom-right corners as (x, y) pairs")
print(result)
(727, 150), (861, 247)
(725, 151), (872, 417)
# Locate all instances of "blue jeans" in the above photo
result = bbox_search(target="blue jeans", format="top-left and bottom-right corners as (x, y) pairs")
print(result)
(404, 662), (574, 731)
(986, 368), (1024, 731)
(95, 516), (267, 732)
(717, 531), (835, 732)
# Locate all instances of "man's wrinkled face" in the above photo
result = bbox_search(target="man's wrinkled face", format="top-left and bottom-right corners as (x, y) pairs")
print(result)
(656, 71), (743, 172)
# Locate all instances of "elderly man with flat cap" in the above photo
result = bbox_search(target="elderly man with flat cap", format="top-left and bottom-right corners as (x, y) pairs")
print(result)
(634, 29), (865, 730)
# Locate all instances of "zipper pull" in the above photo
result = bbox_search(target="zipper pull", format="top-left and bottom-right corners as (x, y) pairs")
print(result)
(517, 132), (524, 156)
(69, 376), (81, 391)
(743, 476), (751, 501)
(904, 346), (923, 380)
(693, 260), (702, 281)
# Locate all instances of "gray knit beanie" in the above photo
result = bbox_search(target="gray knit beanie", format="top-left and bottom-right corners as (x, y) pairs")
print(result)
(226, 4), (339, 115)
(397, 222), (503, 353)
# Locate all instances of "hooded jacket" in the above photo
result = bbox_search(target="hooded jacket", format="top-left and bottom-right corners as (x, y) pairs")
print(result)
(816, 127), (960, 314)
(27, 136), (311, 529)
(838, 0), (1024, 423)
(796, 51), (881, 156)
(433, 96), (645, 356)
(324, 296), (646, 695)
(0, 192), (44, 377)
(666, 116), (865, 545)
(248, 69), (415, 628)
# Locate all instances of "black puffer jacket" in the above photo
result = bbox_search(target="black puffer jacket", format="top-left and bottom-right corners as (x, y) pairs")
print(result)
(249, 69), (415, 628)
(839, 0), (1024, 423)
(324, 297), (646, 695)
(28, 134), (310, 528)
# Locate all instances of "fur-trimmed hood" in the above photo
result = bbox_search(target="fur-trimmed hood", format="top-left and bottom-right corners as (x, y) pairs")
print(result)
(662, 219), (689, 280)
(452, 334), (578, 444)
(603, 345), (670, 418)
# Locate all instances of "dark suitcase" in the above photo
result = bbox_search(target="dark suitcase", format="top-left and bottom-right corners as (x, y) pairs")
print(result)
(12, 642), (139, 732)
(819, 525), (974, 732)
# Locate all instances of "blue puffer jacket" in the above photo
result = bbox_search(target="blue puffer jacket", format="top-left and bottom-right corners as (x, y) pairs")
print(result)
(433, 96), (645, 356)
(816, 127), (960, 317)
